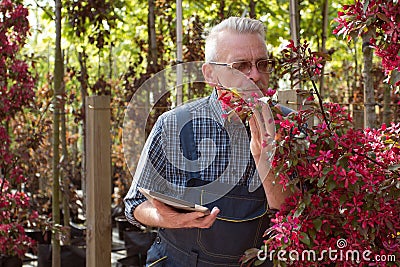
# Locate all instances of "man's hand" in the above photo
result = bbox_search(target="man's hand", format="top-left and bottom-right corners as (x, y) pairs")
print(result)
(134, 199), (220, 229)
(248, 101), (275, 173)
(248, 101), (293, 210)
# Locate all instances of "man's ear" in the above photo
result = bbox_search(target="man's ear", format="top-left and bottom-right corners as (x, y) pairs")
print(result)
(202, 63), (217, 87)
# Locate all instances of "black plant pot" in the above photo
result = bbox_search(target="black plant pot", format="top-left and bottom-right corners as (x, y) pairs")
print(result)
(115, 216), (139, 241)
(0, 256), (22, 267)
(69, 221), (86, 246)
(111, 204), (125, 227)
(124, 231), (156, 257)
(25, 228), (51, 244)
(37, 244), (85, 267)
(117, 230), (157, 267)
(25, 228), (52, 255)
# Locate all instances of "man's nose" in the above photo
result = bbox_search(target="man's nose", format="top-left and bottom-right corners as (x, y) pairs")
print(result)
(247, 64), (263, 82)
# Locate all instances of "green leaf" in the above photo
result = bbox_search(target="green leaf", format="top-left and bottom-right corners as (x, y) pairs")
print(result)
(363, 0), (370, 14)
(317, 176), (325, 188)
(313, 218), (323, 231)
(299, 232), (311, 246)
(376, 13), (390, 23)
(294, 202), (306, 217)
(367, 151), (377, 160)
(242, 248), (262, 264)
(337, 153), (351, 168)
(385, 220), (395, 232)
(255, 259), (266, 266)
(389, 69), (400, 86)
(322, 167), (332, 175)
(303, 194), (311, 206)
(327, 179), (337, 192)
(308, 228), (317, 241)
(322, 223), (333, 236)
(339, 194), (348, 205)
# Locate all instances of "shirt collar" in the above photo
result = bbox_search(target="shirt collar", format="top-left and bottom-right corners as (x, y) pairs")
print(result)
(209, 89), (227, 126)
(209, 88), (244, 127)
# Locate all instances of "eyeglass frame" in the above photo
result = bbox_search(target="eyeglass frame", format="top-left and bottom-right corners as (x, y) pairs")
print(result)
(208, 58), (275, 74)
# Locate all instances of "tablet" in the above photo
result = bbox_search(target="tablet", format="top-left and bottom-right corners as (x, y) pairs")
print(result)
(138, 187), (210, 215)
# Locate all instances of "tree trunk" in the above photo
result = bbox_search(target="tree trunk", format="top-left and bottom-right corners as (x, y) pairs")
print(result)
(108, 42), (113, 79)
(71, 124), (79, 183)
(218, 0), (225, 19)
(352, 41), (359, 105)
(289, 0), (301, 91)
(362, 30), (376, 128)
(78, 51), (88, 209)
(289, 0), (300, 45)
(382, 84), (391, 125)
(60, 50), (71, 245)
(319, 0), (329, 99)
(287, 0), (306, 116)
(176, 0), (183, 105)
(148, 0), (157, 73)
(249, 0), (256, 19)
(52, 0), (62, 266)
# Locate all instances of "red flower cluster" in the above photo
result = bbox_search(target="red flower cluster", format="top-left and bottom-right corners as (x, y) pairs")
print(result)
(0, 0), (35, 121)
(334, 0), (400, 86)
(283, 40), (326, 81)
(217, 86), (276, 121)
(0, 0), (38, 258)
(262, 105), (400, 266)
(241, 38), (399, 266)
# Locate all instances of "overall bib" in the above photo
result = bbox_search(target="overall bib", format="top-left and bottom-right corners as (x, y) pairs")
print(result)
(145, 106), (273, 267)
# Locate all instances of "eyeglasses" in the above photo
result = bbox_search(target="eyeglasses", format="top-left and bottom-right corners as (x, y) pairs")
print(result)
(208, 59), (275, 74)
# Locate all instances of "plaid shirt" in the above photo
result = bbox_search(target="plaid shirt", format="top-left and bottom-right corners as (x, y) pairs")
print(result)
(124, 90), (259, 226)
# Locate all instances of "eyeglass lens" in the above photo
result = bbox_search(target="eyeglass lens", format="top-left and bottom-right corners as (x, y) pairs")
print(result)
(231, 60), (273, 74)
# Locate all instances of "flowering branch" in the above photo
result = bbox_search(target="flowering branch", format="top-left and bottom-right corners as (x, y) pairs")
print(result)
(334, 0), (400, 86)
(241, 39), (400, 266)
(281, 40), (332, 131)
(0, 0), (42, 258)
(306, 65), (331, 132)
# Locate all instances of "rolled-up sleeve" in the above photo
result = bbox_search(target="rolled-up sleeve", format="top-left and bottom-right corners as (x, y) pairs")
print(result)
(123, 182), (146, 226)
(123, 115), (167, 226)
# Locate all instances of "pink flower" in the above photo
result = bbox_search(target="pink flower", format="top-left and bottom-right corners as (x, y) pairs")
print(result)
(265, 88), (276, 97)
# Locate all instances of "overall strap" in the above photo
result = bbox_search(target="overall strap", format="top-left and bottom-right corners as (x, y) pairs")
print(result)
(272, 102), (295, 116)
(175, 106), (201, 179)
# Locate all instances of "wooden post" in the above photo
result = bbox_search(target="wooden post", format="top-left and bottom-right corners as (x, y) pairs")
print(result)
(86, 95), (111, 267)
(277, 90), (299, 111)
(278, 89), (314, 127)
(352, 106), (365, 129)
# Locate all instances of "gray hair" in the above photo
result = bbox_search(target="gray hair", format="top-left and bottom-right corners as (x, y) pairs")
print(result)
(204, 17), (266, 62)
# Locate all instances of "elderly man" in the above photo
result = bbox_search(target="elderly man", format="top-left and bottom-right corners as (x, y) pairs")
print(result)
(124, 16), (292, 267)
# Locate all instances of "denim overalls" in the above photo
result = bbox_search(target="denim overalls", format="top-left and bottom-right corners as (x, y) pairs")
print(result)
(145, 182), (272, 267)
(145, 106), (273, 267)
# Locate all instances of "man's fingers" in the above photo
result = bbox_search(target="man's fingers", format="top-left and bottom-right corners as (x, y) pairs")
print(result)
(260, 104), (275, 138)
(195, 207), (220, 228)
(180, 206), (219, 228)
(250, 107), (265, 138)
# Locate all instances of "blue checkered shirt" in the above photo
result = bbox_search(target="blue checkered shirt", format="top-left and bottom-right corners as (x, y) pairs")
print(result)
(124, 90), (259, 226)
